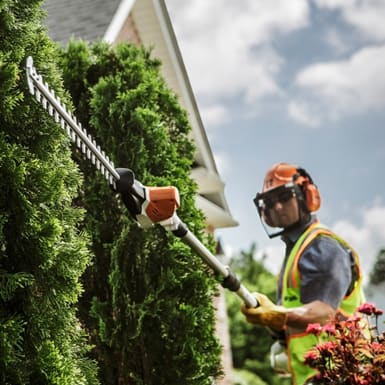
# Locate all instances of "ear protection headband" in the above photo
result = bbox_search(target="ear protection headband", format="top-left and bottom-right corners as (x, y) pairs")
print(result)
(294, 168), (321, 212)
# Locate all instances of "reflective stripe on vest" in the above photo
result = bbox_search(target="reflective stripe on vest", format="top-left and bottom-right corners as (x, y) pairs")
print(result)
(281, 222), (364, 385)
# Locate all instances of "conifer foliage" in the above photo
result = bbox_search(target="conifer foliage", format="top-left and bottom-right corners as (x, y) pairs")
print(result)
(370, 249), (385, 285)
(58, 40), (222, 385)
(0, 1), (98, 384)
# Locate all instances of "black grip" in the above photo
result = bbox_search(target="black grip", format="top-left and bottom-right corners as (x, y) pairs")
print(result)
(114, 168), (135, 193)
(172, 222), (188, 238)
(114, 168), (145, 218)
(221, 268), (241, 292)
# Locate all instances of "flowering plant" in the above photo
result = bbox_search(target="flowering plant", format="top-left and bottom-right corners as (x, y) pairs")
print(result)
(304, 303), (385, 384)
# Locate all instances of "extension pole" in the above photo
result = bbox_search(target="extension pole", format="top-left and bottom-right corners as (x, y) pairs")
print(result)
(171, 219), (258, 308)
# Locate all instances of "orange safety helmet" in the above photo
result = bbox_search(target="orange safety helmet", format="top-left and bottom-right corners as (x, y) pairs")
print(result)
(261, 162), (321, 212)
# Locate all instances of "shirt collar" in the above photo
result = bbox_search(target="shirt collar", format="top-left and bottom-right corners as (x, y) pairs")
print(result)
(281, 214), (317, 245)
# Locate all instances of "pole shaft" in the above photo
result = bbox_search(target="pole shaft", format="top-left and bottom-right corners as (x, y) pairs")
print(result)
(180, 229), (258, 308)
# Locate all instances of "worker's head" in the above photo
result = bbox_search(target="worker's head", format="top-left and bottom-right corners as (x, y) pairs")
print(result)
(253, 162), (320, 237)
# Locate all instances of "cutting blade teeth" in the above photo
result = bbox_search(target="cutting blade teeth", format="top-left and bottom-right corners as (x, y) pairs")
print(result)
(26, 56), (120, 185)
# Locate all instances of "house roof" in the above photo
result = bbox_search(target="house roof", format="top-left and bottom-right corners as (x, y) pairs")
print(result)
(43, 0), (238, 229)
(43, 0), (120, 43)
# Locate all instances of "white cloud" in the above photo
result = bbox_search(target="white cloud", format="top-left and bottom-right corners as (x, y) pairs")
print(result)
(289, 44), (385, 126)
(315, 0), (385, 41)
(287, 100), (320, 128)
(199, 104), (228, 129)
(313, 0), (358, 9)
(332, 204), (385, 284)
(166, 0), (385, 130)
(323, 27), (352, 54)
(165, 0), (309, 102)
(256, 240), (285, 275)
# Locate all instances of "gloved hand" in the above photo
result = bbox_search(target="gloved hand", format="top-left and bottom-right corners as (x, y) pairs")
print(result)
(241, 292), (288, 331)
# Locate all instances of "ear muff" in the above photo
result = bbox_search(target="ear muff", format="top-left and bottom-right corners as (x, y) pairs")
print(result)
(303, 183), (321, 211)
(296, 168), (321, 212)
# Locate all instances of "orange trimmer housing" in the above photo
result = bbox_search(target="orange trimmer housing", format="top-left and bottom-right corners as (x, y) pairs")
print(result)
(145, 186), (180, 223)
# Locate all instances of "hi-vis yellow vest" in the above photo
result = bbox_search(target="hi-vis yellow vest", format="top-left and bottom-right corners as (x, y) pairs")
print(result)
(281, 221), (364, 385)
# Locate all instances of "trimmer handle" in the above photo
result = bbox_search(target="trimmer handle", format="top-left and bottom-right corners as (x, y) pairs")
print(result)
(114, 168), (180, 228)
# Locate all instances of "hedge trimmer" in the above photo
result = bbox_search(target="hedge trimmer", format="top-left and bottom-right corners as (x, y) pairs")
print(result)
(25, 56), (258, 308)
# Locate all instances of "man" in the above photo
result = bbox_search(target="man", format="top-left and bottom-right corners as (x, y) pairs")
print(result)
(241, 162), (364, 385)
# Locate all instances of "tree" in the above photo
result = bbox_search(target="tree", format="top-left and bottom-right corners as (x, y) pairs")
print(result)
(0, 1), (98, 383)
(226, 243), (291, 385)
(370, 249), (385, 285)
(58, 39), (223, 385)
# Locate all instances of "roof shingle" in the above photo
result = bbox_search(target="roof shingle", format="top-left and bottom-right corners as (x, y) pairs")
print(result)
(43, 0), (120, 44)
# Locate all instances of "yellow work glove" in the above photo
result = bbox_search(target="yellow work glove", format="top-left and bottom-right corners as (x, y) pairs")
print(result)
(241, 292), (288, 331)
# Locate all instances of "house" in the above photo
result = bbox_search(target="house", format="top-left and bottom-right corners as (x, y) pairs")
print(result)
(43, 0), (238, 383)
(43, 0), (237, 232)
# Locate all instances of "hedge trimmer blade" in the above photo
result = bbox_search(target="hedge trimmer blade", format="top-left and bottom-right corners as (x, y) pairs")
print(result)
(25, 56), (259, 309)
(25, 56), (120, 187)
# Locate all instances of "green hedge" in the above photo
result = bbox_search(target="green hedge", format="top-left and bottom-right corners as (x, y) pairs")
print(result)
(0, 1), (98, 383)
(58, 40), (223, 385)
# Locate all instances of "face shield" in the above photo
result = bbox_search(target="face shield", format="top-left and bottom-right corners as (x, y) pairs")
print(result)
(253, 182), (303, 238)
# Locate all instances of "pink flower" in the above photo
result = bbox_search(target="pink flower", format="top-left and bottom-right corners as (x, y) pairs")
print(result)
(304, 304), (385, 384)
(322, 323), (336, 335)
(317, 341), (338, 356)
(358, 302), (378, 316)
(374, 308), (384, 316)
(370, 342), (384, 352)
(304, 350), (320, 366)
(306, 323), (323, 335)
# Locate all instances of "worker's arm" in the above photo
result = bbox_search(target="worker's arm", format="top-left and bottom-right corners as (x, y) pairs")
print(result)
(241, 293), (336, 331)
(286, 300), (336, 329)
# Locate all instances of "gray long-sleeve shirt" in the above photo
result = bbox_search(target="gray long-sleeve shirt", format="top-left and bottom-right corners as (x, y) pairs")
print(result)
(277, 217), (354, 309)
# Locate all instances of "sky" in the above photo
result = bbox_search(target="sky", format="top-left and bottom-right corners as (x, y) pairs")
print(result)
(164, 0), (385, 284)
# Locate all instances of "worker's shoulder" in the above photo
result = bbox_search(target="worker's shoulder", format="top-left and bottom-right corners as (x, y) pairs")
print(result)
(308, 230), (348, 252)
(300, 233), (351, 269)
